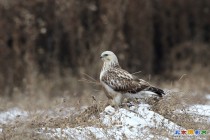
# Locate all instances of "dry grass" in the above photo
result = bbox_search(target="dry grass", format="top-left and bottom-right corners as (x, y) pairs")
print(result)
(0, 69), (209, 139)
(151, 94), (210, 130)
(1, 90), (209, 139)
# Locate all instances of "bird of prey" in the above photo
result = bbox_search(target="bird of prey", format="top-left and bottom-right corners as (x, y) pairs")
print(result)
(100, 51), (165, 106)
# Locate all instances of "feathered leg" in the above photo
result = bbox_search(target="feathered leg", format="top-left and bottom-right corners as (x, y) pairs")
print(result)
(112, 93), (123, 107)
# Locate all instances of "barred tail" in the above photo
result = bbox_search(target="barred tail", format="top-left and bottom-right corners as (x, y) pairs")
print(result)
(147, 86), (165, 97)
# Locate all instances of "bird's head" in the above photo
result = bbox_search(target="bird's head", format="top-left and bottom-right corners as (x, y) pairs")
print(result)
(100, 51), (120, 70)
(100, 51), (118, 63)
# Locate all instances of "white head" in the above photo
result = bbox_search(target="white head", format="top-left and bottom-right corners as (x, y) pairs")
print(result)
(100, 51), (118, 63)
(100, 51), (120, 70)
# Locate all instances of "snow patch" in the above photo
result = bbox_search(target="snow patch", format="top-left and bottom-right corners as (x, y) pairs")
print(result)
(0, 108), (28, 124)
(206, 94), (210, 100)
(175, 104), (210, 124)
(1, 104), (210, 139)
(175, 104), (210, 116)
(39, 104), (182, 139)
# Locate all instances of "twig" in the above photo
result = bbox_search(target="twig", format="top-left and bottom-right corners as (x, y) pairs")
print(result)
(78, 73), (101, 85)
(78, 78), (100, 85)
(178, 74), (187, 81)
(132, 71), (142, 75)
(82, 72), (98, 82)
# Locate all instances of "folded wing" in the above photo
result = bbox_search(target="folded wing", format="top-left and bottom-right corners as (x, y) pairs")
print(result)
(101, 68), (150, 94)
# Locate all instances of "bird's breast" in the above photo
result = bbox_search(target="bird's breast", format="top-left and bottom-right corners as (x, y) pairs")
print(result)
(100, 80), (118, 98)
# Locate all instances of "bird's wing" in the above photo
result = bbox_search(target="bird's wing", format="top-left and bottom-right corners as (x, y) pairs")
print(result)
(101, 68), (150, 94)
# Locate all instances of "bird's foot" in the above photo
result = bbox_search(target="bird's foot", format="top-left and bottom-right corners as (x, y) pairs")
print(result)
(121, 102), (135, 108)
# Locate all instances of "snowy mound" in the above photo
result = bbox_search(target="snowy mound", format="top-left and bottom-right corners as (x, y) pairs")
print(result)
(39, 104), (182, 139)
(1, 103), (210, 139)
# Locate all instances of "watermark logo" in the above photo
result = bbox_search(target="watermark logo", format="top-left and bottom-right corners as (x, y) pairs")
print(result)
(174, 129), (207, 137)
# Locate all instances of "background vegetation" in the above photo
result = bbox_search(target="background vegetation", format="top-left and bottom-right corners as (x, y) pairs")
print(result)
(0, 1), (210, 139)
(0, 0), (209, 104)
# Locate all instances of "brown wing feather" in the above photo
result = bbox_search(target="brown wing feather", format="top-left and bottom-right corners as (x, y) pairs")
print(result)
(131, 75), (164, 96)
(101, 68), (149, 94)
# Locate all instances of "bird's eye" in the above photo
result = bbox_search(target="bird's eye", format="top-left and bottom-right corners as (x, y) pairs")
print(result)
(104, 54), (108, 56)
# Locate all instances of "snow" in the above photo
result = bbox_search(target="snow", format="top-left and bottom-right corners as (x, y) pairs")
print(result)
(102, 104), (180, 130)
(1, 103), (210, 139)
(39, 104), (182, 139)
(175, 104), (210, 123)
(206, 94), (210, 100)
(0, 107), (28, 124)
(0, 107), (28, 133)
(185, 105), (210, 116)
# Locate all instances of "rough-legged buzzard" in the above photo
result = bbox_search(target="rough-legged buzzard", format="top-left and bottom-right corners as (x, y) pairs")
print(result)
(100, 51), (165, 106)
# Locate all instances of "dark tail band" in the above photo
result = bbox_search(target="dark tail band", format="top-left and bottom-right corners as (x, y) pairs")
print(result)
(147, 86), (165, 97)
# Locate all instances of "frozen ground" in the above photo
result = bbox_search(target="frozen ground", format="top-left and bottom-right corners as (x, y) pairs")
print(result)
(38, 104), (182, 140)
(0, 96), (210, 139)
(0, 108), (28, 124)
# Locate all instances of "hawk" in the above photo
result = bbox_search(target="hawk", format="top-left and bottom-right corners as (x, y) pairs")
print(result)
(100, 51), (165, 106)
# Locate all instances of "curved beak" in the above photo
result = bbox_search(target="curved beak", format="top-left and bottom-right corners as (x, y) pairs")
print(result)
(100, 56), (103, 59)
